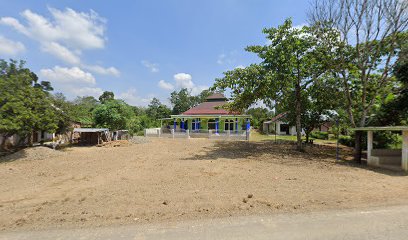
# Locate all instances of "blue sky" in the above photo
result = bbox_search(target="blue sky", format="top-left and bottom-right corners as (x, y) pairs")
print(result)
(0, 0), (309, 106)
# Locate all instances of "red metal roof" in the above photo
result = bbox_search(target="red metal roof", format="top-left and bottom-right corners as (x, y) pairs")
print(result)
(182, 101), (236, 115)
(270, 112), (287, 122)
(206, 93), (228, 101)
(181, 93), (241, 115)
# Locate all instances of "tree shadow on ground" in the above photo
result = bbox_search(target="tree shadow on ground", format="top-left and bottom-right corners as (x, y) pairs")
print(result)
(0, 147), (28, 163)
(182, 140), (407, 176)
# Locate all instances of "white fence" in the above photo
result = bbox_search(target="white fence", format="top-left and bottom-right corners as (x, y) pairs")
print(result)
(144, 128), (250, 141)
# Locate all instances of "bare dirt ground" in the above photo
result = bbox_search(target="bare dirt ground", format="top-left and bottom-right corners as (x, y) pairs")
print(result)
(1, 138), (407, 232)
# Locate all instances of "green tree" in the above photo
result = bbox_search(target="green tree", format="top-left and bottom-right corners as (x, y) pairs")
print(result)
(170, 88), (212, 115)
(93, 99), (134, 131)
(213, 19), (339, 150)
(170, 88), (193, 115)
(0, 59), (58, 149)
(309, 0), (408, 161)
(71, 96), (99, 126)
(146, 98), (171, 120)
(98, 91), (114, 103)
(246, 107), (273, 129)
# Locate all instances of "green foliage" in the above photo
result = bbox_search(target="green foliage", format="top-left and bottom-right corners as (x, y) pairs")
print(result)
(338, 135), (354, 147)
(98, 91), (115, 103)
(93, 99), (134, 131)
(212, 19), (340, 149)
(146, 98), (171, 121)
(310, 131), (329, 140)
(71, 96), (99, 126)
(170, 88), (211, 115)
(0, 59), (59, 147)
(246, 107), (273, 129)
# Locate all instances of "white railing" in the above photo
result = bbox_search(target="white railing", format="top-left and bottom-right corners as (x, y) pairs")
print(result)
(144, 128), (251, 140)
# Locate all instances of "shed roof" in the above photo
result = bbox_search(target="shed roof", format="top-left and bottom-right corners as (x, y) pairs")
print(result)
(353, 126), (408, 131)
(73, 128), (109, 133)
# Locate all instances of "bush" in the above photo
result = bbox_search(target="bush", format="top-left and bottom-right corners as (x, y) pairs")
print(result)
(338, 135), (354, 147)
(310, 131), (329, 140)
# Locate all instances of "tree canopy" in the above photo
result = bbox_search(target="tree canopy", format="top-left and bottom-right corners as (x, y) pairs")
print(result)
(213, 19), (340, 150)
(0, 59), (59, 148)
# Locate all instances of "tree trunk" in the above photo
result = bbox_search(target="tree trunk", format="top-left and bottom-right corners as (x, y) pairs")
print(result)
(354, 131), (362, 164)
(28, 132), (33, 147)
(305, 132), (309, 143)
(0, 134), (9, 151)
(295, 83), (302, 151)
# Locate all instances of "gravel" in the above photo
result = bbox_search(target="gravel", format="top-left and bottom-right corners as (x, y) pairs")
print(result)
(129, 136), (150, 144)
(0, 146), (66, 162)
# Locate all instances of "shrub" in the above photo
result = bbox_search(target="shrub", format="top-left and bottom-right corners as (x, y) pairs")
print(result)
(310, 131), (329, 140)
(338, 135), (354, 147)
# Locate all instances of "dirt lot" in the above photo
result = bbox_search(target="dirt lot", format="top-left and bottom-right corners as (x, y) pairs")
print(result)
(1, 138), (408, 231)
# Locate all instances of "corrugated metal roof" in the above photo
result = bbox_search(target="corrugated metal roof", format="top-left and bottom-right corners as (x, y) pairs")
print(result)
(353, 126), (408, 131)
(206, 93), (228, 100)
(182, 101), (239, 115)
(73, 128), (109, 133)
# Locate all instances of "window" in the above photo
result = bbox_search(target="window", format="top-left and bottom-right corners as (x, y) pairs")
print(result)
(208, 119), (216, 130)
(224, 120), (234, 131)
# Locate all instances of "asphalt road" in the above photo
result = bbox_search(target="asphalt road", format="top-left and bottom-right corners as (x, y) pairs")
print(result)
(2, 205), (408, 240)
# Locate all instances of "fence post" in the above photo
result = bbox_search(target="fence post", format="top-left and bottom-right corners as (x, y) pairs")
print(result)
(186, 129), (190, 139)
(227, 129), (231, 138)
(246, 128), (250, 141)
(209, 130), (212, 139)
(144, 129), (147, 137)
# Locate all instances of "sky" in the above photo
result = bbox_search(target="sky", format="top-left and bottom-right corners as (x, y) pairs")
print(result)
(0, 0), (309, 106)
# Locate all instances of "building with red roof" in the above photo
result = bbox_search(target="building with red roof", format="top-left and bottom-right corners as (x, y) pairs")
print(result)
(168, 93), (251, 133)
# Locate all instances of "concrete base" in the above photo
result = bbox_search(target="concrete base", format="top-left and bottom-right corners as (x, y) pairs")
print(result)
(368, 149), (402, 170)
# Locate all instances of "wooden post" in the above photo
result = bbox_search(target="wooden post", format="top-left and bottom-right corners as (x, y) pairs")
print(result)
(367, 131), (373, 161)
(171, 129), (175, 139)
(402, 130), (408, 171)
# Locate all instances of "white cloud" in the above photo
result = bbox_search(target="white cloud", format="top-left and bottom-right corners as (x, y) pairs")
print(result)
(41, 41), (80, 65)
(118, 88), (152, 106)
(75, 87), (104, 97)
(0, 8), (106, 50)
(83, 64), (120, 77)
(235, 65), (245, 69)
(158, 80), (174, 91)
(172, 73), (208, 95)
(217, 54), (226, 65)
(216, 50), (237, 65)
(141, 60), (159, 73)
(1, 8), (120, 76)
(0, 35), (25, 55)
(39, 66), (105, 98)
(40, 66), (96, 85)
(174, 73), (194, 89)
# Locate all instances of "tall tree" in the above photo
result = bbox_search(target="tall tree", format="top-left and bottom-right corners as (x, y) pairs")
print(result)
(309, 0), (408, 162)
(169, 88), (211, 115)
(71, 96), (99, 126)
(0, 59), (58, 149)
(93, 99), (134, 131)
(146, 98), (171, 120)
(170, 88), (193, 115)
(98, 91), (115, 103)
(213, 19), (339, 150)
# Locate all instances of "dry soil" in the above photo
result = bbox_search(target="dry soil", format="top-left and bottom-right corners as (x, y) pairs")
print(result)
(1, 138), (407, 231)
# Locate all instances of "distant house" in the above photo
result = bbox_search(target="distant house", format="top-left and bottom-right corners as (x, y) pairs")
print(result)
(0, 130), (55, 149)
(263, 113), (297, 135)
(262, 112), (332, 135)
(167, 93), (251, 133)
